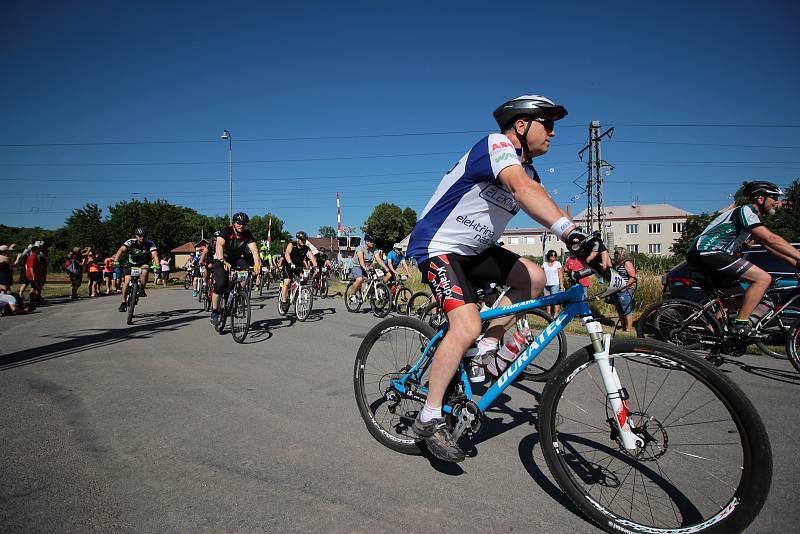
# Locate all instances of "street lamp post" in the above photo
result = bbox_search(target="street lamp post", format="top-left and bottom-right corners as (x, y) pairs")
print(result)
(221, 129), (232, 224)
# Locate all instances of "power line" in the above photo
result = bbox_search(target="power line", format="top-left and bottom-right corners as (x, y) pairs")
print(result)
(614, 123), (800, 128)
(615, 140), (800, 149)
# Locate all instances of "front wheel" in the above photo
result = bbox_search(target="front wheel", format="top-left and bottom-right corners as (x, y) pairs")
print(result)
(371, 282), (392, 318)
(230, 291), (251, 343)
(344, 282), (363, 312)
(406, 291), (432, 319)
(296, 286), (313, 321)
(393, 286), (413, 315)
(539, 338), (772, 534)
(217, 296), (228, 334)
(126, 280), (138, 325)
(183, 273), (192, 290)
(787, 320), (800, 373)
(354, 315), (437, 455)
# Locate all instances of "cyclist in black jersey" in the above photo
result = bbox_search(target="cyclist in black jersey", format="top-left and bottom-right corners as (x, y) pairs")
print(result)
(687, 180), (800, 333)
(209, 212), (262, 326)
(280, 231), (318, 309)
(312, 247), (333, 289)
(113, 227), (159, 312)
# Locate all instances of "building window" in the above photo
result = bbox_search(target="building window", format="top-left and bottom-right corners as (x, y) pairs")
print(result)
(627, 244), (639, 253)
(648, 223), (661, 234)
(648, 243), (662, 254)
(507, 236), (519, 245)
(525, 236), (536, 244)
(625, 224), (638, 234)
(673, 222), (685, 233)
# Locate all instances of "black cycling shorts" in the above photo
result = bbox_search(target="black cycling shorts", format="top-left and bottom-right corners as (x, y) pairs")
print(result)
(213, 258), (252, 294)
(686, 250), (753, 290)
(418, 245), (520, 314)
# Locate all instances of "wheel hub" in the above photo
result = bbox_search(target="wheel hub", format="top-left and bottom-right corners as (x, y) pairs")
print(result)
(609, 411), (668, 461)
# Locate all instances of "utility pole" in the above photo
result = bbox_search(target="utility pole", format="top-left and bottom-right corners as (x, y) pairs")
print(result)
(578, 121), (614, 242)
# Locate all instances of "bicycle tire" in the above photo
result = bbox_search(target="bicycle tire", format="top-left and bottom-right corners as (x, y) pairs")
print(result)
(406, 291), (431, 318)
(126, 280), (138, 325)
(276, 288), (290, 316)
(393, 286), (413, 315)
(517, 308), (567, 382)
(344, 282), (363, 312)
(421, 300), (446, 330)
(754, 305), (800, 359)
(320, 276), (329, 299)
(183, 273), (191, 290)
(637, 298), (722, 354)
(786, 320), (800, 373)
(230, 291), (251, 343)
(538, 338), (772, 534)
(296, 286), (313, 321)
(353, 315), (437, 455)
(258, 274), (265, 297)
(372, 282), (392, 318)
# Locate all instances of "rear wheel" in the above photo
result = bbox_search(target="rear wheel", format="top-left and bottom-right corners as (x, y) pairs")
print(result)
(320, 276), (329, 299)
(406, 291), (432, 319)
(183, 273), (192, 290)
(516, 308), (567, 382)
(217, 295), (228, 334)
(786, 321), (800, 373)
(755, 305), (800, 359)
(421, 300), (446, 330)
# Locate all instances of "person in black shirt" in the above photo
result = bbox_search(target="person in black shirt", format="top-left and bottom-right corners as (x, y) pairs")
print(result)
(279, 231), (317, 311)
(210, 212), (262, 326)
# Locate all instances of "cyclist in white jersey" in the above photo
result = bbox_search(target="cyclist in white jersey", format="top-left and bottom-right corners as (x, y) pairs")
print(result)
(407, 94), (610, 462)
(687, 180), (800, 333)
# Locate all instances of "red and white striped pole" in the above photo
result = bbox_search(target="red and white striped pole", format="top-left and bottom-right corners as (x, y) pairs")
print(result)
(336, 192), (342, 237)
(267, 216), (272, 250)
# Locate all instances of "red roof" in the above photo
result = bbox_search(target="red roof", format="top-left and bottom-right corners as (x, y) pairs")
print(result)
(171, 241), (196, 253)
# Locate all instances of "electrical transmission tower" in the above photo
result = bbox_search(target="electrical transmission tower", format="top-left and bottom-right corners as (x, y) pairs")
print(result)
(578, 121), (615, 242)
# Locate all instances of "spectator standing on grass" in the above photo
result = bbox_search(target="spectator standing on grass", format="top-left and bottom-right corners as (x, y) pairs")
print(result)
(65, 247), (84, 300)
(159, 255), (171, 286)
(103, 254), (114, 294)
(14, 245), (31, 302)
(610, 246), (637, 331)
(0, 244), (15, 292)
(35, 241), (49, 303)
(564, 252), (591, 298)
(26, 243), (48, 304)
(541, 249), (564, 316)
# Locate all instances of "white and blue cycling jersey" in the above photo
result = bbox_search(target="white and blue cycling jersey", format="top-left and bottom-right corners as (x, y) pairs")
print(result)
(408, 133), (539, 262)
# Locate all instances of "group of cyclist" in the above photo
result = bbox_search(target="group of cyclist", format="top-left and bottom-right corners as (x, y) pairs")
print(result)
(105, 92), (799, 464)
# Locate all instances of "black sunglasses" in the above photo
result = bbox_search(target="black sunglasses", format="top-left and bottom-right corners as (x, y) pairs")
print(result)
(534, 117), (555, 132)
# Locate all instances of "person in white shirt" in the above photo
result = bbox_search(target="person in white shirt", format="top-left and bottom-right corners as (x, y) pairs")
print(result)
(541, 250), (564, 316)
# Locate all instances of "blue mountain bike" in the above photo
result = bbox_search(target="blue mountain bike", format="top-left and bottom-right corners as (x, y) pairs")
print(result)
(354, 271), (772, 534)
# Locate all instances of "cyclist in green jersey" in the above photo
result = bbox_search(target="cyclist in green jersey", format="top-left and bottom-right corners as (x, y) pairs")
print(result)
(113, 227), (160, 312)
(687, 181), (800, 333)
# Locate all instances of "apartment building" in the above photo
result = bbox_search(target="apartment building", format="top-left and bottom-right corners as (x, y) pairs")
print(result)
(574, 203), (692, 255)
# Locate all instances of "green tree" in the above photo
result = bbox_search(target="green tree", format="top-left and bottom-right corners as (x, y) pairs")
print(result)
(670, 212), (718, 257)
(364, 203), (409, 251)
(64, 203), (108, 252)
(401, 208), (417, 236)
(319, 225), (337, 238)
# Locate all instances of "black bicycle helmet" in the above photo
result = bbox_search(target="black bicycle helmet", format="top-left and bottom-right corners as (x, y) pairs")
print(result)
(364, 234), (375, 242)
(232, 212), (249, 224)
(134, 226), (146, 236)
(743, 181), (783, 200)
(493, 94), (568, 131)
(295, 231), (308, 240)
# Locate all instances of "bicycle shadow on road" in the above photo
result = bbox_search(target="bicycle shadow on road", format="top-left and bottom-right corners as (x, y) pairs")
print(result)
(0, 309), (206, 372)
(715, 357), (800, 385)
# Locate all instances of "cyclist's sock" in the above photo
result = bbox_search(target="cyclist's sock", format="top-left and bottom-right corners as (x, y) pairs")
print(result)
(419, 403), (442, 423)
(466, 337), (499, 358)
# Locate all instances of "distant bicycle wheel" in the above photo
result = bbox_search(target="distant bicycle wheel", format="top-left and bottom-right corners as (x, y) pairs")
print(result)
(755, 305), (800, 359)
(371, 283), (392, 318)
(516, 308), (566, 382)
(421, 300), (445, 330)
(320, 276), (329, 299)
(406, 291), (432, 319)
(126, 280), (138, 325)
(183, 273), (192, 290)
(217, 296), (228, 334)
(296, 286), (313, 321)
(344, 282), (363, 312)
(393, 286), (413, 315)
(787, 321), (800, 374)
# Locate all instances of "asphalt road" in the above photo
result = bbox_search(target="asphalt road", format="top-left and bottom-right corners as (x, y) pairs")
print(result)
(1, 286), (798, 533)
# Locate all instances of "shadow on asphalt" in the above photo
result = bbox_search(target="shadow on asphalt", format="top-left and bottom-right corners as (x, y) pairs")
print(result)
(714, 357), (800, 385)
(0, 309), (206, 371)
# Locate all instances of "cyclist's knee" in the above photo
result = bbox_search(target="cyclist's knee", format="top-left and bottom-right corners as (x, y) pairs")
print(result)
(507, 258), (546, 297)
(445, 306), (482, 344)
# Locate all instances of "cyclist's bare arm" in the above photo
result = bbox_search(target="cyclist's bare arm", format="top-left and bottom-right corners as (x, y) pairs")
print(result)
(247, 242), (261, 269)
(499, 165), (610, 268)
(113, 244), (127, 263)
(400, 259), (411, 277)
(357, 250), (367, 270)
(750, 226), (800, 267)
(374, 254), (389, 272)
(307, 250), (318, 268)
(151, 250), (160, 265)
(284, 243), (294, 267)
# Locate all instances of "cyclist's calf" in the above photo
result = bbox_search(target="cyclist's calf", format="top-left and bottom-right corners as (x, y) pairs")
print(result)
(737, 265), (772, 321)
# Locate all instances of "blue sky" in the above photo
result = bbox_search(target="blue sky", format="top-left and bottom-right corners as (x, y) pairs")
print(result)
(2, 0), (799, 237)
